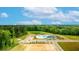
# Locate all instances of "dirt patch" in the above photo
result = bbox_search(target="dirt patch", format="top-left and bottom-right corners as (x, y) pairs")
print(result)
(25, 44), (56, 51)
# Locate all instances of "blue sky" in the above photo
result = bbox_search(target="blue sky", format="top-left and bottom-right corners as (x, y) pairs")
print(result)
(0, 7), (79, 25)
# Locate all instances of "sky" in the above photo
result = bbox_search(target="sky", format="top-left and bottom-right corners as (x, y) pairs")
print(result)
(0, 7), (79, 25)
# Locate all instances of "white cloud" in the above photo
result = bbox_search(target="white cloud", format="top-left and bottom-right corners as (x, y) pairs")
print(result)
(23, 7), (68, 21)
(23, 7), (79, 24)
(0, 12), (8, 18)
(31, 20), (42, 25)
(23, 7), (57, 18)
(65, 11), (79, 22)
(50, 11), (66, 21)
(50, 10), (79, 22)
(24, 7), (57, 14)
(17, 20), (42, 25)
(73, 19), (79, 22)
(68, 11), (79, 16)
(52, 21), (62, 25)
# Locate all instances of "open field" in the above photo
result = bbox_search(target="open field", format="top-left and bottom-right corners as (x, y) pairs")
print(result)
(62, 35), (79, 40)
(28, 31), (51, 34)
(18, 35), (28, 40)
(11, 44), (27, 51)
(58, 42), (79, 51)
(54, 34), (79, 40)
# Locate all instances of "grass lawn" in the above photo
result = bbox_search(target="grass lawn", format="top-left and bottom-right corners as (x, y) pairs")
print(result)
(10, 35), (28, 50)
(10, 44), (27, 51)
(62, 35), (79, 40)
(55, 34), (79, 40)
(58, 42), (79, 51)
(18, 34), (27, 40)
(28, 31), (51, 34)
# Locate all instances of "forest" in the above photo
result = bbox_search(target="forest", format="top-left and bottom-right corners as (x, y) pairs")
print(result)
(0, 25), (79, 50)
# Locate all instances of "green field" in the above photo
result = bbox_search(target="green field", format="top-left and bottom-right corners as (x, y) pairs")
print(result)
(11, 44), (26, 51)
(62, 35), (79, 40)
(18, 35), (28, 40)
(58, 42), (79, 51)
(28, 31), (51, 34)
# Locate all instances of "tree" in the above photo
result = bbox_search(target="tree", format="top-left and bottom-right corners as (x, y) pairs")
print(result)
(0, 30), (11, 50)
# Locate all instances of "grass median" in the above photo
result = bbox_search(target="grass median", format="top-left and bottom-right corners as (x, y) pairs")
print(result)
(58, 42), (79, 51)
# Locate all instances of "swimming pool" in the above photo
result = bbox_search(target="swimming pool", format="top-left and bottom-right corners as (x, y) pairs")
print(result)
(35, 35), (56, 39)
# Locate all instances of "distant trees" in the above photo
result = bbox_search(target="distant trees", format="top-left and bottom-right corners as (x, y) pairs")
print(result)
(57, 26), (79, 35)
(0, 25), (79, 36)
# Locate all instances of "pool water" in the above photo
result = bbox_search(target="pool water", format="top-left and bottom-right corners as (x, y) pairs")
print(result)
(35, 35), (56, 39)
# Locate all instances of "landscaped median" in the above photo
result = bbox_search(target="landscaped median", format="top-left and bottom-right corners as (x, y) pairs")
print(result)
(58, 42), (79, 51)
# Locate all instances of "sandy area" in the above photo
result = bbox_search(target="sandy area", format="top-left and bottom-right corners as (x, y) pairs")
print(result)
(24, 44), (56, 51)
